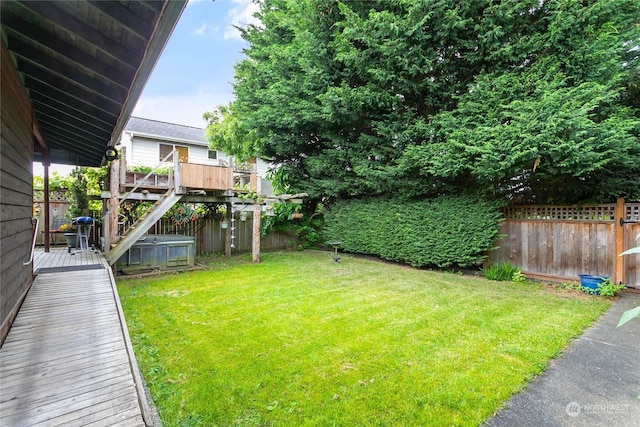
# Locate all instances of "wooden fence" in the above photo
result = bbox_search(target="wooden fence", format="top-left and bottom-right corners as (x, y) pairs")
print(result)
(487, 198), (640, 288)
(35, 197), (292, 255)
(146, 213), (293, 255)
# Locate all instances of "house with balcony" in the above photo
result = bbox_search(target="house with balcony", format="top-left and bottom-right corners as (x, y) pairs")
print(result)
(120, 116), (273, 181)
(99, 116), (282, 266)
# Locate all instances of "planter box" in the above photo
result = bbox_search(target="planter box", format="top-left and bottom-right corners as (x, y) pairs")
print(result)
(578, 274), (607, 294)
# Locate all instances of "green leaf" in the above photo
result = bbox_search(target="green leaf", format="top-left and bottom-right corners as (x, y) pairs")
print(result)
(620, 247), (640, 256)
(617, 306), (640, 328)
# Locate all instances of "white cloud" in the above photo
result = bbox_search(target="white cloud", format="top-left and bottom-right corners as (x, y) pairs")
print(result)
(192, 22), (219, 37)
(133, 87), (236, 128)
(224, 0), (261, 41)
(193, 23), (207, 36)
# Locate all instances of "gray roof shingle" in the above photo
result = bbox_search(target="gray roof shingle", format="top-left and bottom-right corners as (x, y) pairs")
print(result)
(126, 117), (206, 145)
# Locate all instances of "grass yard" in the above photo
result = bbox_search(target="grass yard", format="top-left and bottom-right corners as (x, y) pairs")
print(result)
(117, 251), (610, 427)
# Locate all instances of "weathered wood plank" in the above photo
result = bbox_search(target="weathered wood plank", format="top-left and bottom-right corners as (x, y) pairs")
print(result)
(0, 341), (125, 369)
(625, 222), (640, 287)
(1, 330), (123, 359)
(0, 371), (132, 412)
(1, 387), (141, 426)
(490, 215), (619, 283)
(179, 163), (236, 191)
(0, 263), (146, 426)
(47, 397), (144, 427)
(0, 354), (131, 391)
(1, 42), (35, 344)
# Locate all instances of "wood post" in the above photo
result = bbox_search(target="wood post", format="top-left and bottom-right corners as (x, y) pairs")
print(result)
(615, 197), (626, 285)
(225, 202), (232, 258)
(107, 158), (120, 250)
(119, 146), (127, 192)
(252, 178), (261, 263)
(43, 149), (50, 253)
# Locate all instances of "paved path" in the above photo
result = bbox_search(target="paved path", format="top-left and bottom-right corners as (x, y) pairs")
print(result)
(484, 291), (640, 427)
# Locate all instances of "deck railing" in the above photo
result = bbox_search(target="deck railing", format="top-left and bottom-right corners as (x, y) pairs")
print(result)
(179, 163), (235, 192)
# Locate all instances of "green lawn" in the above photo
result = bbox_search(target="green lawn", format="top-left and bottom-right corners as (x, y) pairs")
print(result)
(117, 251), (610, 427)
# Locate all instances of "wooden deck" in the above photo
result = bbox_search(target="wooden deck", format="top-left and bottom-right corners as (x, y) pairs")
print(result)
(0, 248), (149, 426)
(34, 246), (105, 273)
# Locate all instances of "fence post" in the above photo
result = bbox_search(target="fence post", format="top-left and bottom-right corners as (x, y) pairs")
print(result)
(615, 197), (625, 285)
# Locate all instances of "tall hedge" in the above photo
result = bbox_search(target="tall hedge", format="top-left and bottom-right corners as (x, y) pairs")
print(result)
(324, 195), (503, 268)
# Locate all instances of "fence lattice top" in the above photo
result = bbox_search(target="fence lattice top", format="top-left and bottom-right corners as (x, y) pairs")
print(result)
(627, 205), (640, 222)
(502, 205), (616, 221)
(34, 189), (69, 202)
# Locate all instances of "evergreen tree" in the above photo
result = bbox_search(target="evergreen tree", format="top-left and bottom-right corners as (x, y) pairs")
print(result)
(220, 0), (639, 203)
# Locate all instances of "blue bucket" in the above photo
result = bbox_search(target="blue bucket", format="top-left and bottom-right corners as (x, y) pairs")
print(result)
(578, 274), (607, 294)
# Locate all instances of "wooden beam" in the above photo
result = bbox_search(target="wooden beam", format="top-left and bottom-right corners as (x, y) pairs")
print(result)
(32, 107), (46, 149)
(34, 121), (103, 160)
(104, 0), (187, 149)
(86, 1), (153, 40)
(27, 76), (121, 118)
(16, 54), (127, 106)
(5, 27), (132, 89)
(11, 1), (139, 71)
(29, 90), (115, 131)
(33, 102), (112, 140)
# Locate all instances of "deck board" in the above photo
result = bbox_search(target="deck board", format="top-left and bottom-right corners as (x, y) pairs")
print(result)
(33, 247), (104, 272)
(0, 248), (146, 427)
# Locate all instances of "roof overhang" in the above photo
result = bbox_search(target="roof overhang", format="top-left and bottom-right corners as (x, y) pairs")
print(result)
(1, 0), (187, 167)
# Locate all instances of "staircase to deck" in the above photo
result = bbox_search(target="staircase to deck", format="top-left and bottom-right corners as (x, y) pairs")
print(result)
(106, 188), (183, 265)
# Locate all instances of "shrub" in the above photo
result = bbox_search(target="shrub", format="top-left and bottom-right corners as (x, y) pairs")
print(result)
(261, 203), (324, 249)
(483, 262), (521, 281)
(67, 167), (89, 219)
(511, 269), (528, 283)
(596, 278), (626, 297)
(324, 194), (503, 268)
(128, 165), (170, 175)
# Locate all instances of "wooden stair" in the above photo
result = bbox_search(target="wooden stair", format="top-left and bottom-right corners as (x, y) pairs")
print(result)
(106, 188), (183, 265)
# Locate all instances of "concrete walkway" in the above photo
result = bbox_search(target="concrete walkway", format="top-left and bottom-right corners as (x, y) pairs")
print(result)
(484, 291), (640, 427)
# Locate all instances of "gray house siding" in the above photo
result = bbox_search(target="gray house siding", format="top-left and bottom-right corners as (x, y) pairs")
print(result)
(1, 46), (36, 343)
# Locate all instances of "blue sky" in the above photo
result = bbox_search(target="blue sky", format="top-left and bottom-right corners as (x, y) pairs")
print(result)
(132, 0), (260, 128)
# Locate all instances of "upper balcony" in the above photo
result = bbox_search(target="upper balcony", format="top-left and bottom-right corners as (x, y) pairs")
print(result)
(121, 162), (258, 197)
